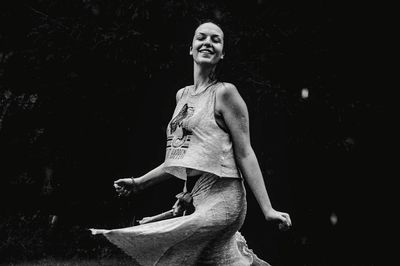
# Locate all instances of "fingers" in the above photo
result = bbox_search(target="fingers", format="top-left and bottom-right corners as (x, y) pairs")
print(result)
(278, 222), (289, 231)
(114, 178), (133, 197)
(120, 188), (131, 197)
(280, 213), (291, 224)
(117, 190), (130, 197)
(114, 179), (124, 185)
(114, 183), (131, 197)
(138, 217), (150, 225)
(283, 213), (292, 227)
(278, 212), (292, 231)
(114, 178), (131, 186)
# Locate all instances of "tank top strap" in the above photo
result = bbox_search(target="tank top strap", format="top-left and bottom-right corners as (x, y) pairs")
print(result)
(184, 86), (191, 97)
(204, 82), (221, 114)
(177, 86), (190, 103)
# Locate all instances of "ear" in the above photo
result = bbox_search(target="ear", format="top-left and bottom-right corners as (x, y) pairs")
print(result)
(189, 46), (193, 55)
(221, 52), (225, 59)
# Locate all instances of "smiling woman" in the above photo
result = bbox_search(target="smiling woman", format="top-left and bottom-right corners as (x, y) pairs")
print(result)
(190, 22), (225, 84)
(90, 20), (291, 265)
(191, 22), (224, 64)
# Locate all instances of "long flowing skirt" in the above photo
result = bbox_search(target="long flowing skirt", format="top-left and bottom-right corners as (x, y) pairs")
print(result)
(90, 173), (270, 265)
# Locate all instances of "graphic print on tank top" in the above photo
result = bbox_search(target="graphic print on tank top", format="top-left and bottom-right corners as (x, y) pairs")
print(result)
(166, 103), (194, 160)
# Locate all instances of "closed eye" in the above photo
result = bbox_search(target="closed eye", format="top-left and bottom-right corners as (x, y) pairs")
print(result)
(196, 33), (223, 43)
(212, 37), (221, 43)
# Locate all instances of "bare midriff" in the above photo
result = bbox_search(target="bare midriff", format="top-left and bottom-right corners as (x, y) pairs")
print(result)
(186, 168), (205, 177)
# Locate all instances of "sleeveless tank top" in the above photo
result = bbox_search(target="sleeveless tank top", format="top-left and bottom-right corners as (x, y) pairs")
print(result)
(164, 83), (241, 180)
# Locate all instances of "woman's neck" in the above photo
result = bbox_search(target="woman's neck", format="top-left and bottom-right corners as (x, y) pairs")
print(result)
(193, 63), (216, 92)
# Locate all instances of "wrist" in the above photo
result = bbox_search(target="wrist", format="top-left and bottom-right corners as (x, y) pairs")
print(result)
(262, 206), (274, 219)
(129, 177), (138, 193)
(132, 177), (144, 191)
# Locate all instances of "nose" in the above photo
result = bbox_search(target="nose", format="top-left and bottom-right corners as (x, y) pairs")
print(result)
(203, 37), (212, 46)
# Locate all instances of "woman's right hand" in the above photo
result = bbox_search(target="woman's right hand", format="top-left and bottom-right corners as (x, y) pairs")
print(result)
(264, 208), (292, 231)
(114, 177), (141, 197)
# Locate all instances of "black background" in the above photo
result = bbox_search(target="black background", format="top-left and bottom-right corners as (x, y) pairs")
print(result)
(0, 1), (387, 265)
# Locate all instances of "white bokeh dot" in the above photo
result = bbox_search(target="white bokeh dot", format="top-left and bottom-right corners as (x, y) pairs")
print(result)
(301, 88), (309, 99)
(330, 212), (338, 226)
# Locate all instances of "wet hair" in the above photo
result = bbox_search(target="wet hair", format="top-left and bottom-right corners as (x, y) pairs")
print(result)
(193, 19), (225, 83)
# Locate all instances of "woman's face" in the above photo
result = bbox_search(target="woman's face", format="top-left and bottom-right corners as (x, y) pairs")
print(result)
(190, 22), (224, 66)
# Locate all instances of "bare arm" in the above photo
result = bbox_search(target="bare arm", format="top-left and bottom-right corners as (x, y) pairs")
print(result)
(135, 162), (171, 190)
(216, 83), (291, 229)
(114, 88), (185, 196)
(114, 162), (172, 196)
(136, 88), (185, 189)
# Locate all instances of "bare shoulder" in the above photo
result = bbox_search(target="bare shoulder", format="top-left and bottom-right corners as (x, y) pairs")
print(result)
(215, 82), (247, 115)
(175, 87), (187, 102)
(216, 82), (244, 104)
(216, 82), (238, 96)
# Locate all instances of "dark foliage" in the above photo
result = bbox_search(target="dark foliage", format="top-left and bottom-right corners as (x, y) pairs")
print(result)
(0, 0), (385, 265)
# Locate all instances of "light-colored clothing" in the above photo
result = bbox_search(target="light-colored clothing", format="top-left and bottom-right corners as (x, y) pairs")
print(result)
(90, 173), (270, 266)
(164, 83), (241, 180)
(89, 83), (270, 265)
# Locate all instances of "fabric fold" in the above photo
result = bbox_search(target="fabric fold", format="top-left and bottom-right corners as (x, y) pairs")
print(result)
(90, 173), (270, 265)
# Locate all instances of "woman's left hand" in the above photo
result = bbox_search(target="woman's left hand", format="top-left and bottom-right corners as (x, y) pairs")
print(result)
(114, 177), (140, 197)
(264, 209), (292, 231)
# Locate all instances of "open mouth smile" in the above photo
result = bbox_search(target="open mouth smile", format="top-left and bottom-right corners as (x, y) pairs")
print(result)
(198, 48), (214, 54)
